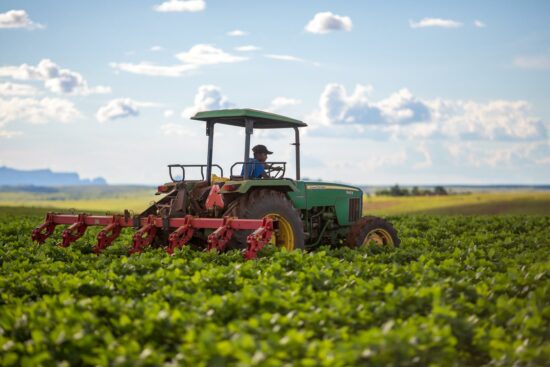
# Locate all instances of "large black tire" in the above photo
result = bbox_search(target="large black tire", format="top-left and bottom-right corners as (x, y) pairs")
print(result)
(225, 190), (305, 251)
(347, 216), (400, 248)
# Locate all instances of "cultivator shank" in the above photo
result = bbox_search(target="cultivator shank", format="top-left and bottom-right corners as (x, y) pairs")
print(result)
(31, 212), (276, 259)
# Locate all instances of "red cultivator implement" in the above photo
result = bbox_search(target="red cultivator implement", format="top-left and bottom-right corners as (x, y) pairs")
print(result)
(31, 212), (277, 260)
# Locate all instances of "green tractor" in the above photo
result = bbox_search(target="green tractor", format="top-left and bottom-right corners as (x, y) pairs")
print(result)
(32, 109), (399, 257)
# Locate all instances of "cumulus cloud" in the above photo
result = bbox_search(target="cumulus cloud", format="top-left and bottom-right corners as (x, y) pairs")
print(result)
(110, 62), (198, 77)
(0, 82), (38, 96)
(164, 109), (175, 118)
(154, 0), (205, 12)
(0, 97), (81, 127)
(409, 18), (463, 29)
(175, 44), (247, 65)
(267, 97), (302, 112)
(309, 83), (547, 142)
(0, 9), (43, 30)
(0, 59), (111, 95)
(96, 98), (157, 123)
(305, 12), (352, 34)
(313, 83), (430, 126)
(227, 30), (248, 37)
(514, 55), (550, 70)
(235, 45), (260, 52)
(182, 85), (233, 118)
(150, 45), (163, 52)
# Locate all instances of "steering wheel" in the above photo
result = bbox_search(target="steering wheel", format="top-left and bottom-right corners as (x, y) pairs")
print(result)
(265, 164), (285, 179)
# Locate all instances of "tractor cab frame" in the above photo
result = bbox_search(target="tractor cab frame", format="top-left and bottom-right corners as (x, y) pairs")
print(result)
(190, 109), (307, 183)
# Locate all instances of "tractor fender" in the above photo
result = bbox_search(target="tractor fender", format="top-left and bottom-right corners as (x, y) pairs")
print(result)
(220, 179), (298, 195)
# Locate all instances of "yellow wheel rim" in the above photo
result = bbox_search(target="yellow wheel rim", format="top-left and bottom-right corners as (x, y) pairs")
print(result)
(267, 213), (295, 250)
(362, 229), (394, 247)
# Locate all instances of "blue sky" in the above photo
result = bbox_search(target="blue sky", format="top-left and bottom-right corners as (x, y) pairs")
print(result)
(1, 0), (549, 185)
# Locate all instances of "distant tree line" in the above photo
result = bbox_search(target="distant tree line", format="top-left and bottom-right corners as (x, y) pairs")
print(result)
(376, 185), (448, 197)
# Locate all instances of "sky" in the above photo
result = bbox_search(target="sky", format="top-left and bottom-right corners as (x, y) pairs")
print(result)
(0, 0), (549, 185)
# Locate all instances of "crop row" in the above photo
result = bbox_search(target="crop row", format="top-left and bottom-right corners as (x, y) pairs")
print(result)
(0, 210), (549, 366)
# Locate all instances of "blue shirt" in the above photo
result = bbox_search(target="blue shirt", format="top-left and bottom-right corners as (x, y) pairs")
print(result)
(241, 158), (265, 178)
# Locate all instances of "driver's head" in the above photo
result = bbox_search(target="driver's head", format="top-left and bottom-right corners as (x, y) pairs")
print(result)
(252, 144), (272, 163)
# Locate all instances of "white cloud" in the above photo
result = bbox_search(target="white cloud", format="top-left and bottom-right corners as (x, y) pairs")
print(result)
(409, 18), (463, 29)
(182, 85), (233, 118)
(96, 98), (158, 123)
(0, 129), (22, 138)
(309, 83), (547, 142)
(265, 54), (304, 63)
(227, 30), (248, 37)
(161, 123), (197, 136)
(0, 82), (38, 96)
(513, 55), (550, 70)
(150, 45), (163, 52)
(312, 83), (430, 126)
(111, 45), (246, 77)
(447, 142), (550, 168)
(267, 97), (302, 112)
(413, 143), (433, 169)
(474, 20), (486, 28)
(110, 62), (197, 77)
(305, 12), (352, 34)
(0, 97), (81, 126)
(0, 59), (111, 95)
(175, 44), (247, 65)
(164, 109), (175, 118)
(425, 99), (546, 141)
(235, 45), (261, 52)
(154, 0), (205, 12)
(0, 9), (43, 30)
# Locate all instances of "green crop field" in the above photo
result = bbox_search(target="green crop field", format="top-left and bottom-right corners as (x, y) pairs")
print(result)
(364, 191), (550, 216)
(0, 206), (548, 366)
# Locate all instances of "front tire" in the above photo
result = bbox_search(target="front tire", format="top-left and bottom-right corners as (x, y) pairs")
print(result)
(347, 216), (400, 248)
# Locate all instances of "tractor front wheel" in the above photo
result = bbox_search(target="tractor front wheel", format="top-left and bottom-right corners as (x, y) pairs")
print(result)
(347, 216), (400, 248)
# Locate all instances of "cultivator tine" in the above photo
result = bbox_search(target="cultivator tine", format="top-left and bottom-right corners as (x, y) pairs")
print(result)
(207, 217), (235, 253)
(245, 217), (276, 260)
(31, 211), (277, 259)
(31, 213), (58, 244)
(129, 215), (158, 254)
(166, 215), (194, 255)
(59, 214), (88, 247)
(93, 215), (122, 254)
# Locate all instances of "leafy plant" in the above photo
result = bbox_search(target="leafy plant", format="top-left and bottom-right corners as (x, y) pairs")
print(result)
(0, 209), (549, 366)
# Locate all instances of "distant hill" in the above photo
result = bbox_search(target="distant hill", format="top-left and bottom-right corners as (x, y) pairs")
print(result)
(0, 166), (107, 186)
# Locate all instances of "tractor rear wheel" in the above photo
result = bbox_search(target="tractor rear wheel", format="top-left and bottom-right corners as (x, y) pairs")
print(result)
(347, 216), (400, 248)
(225, 190), (304, 251)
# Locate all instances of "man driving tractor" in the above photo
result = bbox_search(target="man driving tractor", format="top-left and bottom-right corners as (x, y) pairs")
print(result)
(242, 144), (272, 179)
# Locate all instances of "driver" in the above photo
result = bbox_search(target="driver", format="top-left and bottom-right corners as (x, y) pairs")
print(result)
(242, 144), (272, 179)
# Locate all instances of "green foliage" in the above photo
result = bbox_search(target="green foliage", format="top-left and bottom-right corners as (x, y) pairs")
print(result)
(0, 209), (549, 366)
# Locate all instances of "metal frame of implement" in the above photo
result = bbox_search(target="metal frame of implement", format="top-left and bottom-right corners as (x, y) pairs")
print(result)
(31, 212), (276, 260)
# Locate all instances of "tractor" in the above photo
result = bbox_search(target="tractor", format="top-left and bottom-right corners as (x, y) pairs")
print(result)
(32, 109), (399, 258)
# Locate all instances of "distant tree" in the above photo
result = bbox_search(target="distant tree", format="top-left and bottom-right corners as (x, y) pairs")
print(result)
(390, 184), (410, 196)
(433, 186), (448, 195)
(411, 186), (420, 196)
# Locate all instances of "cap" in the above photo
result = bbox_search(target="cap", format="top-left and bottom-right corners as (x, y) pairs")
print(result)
(252, 144), (273, 155)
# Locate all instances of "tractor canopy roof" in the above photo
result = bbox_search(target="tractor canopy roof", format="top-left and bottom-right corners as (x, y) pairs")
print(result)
(191, 108), (307, 129)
